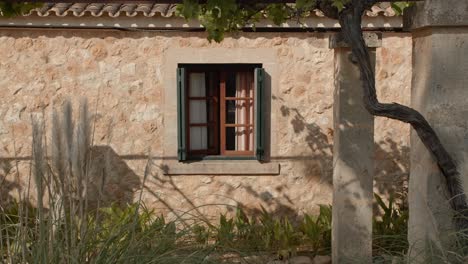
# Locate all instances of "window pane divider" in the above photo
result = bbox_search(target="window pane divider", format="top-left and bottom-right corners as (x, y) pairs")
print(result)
(224, 124), (254, 128)
(223, 151), (255, 156)
(188, 96), (213, 100)
(224, 97), (253, 100)
(189, 123), (216, 127)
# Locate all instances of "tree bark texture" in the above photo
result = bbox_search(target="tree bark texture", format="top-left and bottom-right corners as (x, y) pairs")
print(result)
(337, 0), (468, 230)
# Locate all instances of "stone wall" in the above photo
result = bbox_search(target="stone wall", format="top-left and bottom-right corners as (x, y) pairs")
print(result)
(0, 29), (411, 219)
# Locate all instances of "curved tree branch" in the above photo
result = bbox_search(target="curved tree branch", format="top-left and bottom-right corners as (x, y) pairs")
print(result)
(337, 0), (468, 230)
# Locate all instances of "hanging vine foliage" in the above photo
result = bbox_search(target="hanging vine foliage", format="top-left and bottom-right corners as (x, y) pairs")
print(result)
(0, 2), (41, 17)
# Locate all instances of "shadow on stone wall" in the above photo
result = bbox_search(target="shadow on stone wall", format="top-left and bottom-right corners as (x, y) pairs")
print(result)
(275, 95), (334, 186)
(0, 98), (408, 223)
(146, 170), (308, 224)
(139, 97), (409, 223)
(86, 145), (142, 208)
(0, 146), (141, 210)
(1, 136), (408, 222)
(273, 95), (409, 214)
(0, 160), (19, 205)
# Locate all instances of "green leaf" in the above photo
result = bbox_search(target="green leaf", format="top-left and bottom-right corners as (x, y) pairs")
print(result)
(265, 4), (291, 25)
(391, 2), (413, 15)
(332, 0), (347, 12)
(374, 193), (388, 213)
(177, 0), (200, 19)
(0, 2), (42, 17)
(296, 0), (316, 10)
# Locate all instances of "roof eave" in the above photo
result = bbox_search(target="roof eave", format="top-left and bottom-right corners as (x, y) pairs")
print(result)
(0, 15), (403, 31)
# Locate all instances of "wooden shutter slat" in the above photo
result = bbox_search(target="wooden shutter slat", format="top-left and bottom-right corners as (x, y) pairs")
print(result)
(177, 67), (187, 161)
(255, 68), (265, 161)
(220, 72), (227, 155)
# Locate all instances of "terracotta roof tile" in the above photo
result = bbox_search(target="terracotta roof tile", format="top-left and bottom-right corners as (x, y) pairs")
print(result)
(19, 2), (397, 18)
(23, 3), (176, 17)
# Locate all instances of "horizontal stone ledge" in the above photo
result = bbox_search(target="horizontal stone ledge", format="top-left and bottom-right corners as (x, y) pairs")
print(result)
(162, 160), (280, 175)
(404, 0), (468, 30)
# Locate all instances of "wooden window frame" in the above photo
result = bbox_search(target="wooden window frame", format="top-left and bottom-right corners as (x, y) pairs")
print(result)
(184, 64), (259, 159)
(186, 69), (219, 156)
(219, 71), (255, 156)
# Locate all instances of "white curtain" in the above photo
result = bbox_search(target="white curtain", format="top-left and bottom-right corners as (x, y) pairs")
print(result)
(235, 72), (254, 151)
(189, 73), (207, 150)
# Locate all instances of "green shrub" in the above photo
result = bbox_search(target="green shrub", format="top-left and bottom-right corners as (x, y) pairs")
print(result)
(300, 204), (332, 255)
(373, 193), (409, 257)
(1, 198), (411, 263)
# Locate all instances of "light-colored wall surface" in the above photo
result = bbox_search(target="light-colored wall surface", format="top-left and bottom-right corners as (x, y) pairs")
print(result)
(0, 30), (411, 219)
(409, 27), (468, 256)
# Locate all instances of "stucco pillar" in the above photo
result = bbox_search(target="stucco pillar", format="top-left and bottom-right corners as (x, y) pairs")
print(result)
(405, 0), (468, 260)
(330, 32), (380, 263)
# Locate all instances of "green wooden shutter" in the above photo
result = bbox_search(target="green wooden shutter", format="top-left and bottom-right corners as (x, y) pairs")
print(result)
(255, 68), (265, 161)
(177, 68), (187, 161)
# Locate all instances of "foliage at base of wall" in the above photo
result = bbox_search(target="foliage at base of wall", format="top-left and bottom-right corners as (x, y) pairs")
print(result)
(1, 199), (411, 263)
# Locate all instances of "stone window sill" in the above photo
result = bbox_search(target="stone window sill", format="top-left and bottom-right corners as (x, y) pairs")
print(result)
(162, 160), (280, 175)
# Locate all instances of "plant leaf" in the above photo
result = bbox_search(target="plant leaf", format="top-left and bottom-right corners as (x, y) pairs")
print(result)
(391, 2), (413, 15)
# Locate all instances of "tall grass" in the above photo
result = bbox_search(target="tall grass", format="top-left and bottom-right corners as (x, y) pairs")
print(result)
(1, 99), (92, 263)
(1, 99), (207, 263)
(0, 99), (168, 263)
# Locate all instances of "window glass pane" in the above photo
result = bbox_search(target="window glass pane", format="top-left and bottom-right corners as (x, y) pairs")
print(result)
(225, 127), (253, 151)
(236, 71), (254, 98)
(190, 125), (217, 152)
(207, 99), (215, 123)
(225, 71), (254, 98)
(206, 71), (218, 97)
(226, 127), (236, 151)
(225, 100), (253, 125)
(189, 72), (206, 97)
(190, 127), (208, 150)
(207, 125), (217, 151)
(226, 100), (236, 124)
(226, 72), (237, 97)
(190, 100), (207, 124)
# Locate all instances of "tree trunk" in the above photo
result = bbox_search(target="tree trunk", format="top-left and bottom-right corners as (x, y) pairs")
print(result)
(337, 1), (468, 230)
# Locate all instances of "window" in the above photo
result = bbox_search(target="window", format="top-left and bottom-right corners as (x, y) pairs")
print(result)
(177, 64), (265, 161)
